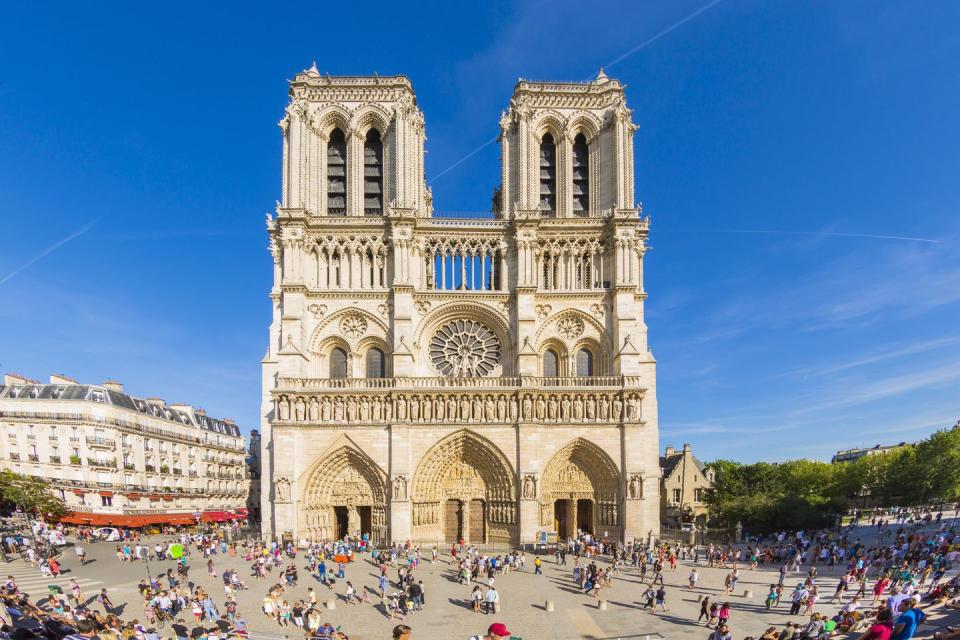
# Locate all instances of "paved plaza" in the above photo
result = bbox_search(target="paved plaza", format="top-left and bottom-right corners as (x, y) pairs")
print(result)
(5, 523), (956, 639)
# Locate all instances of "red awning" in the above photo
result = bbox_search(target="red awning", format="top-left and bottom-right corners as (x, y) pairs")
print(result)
(200, 510), (233, 523)
(72, 489), (85, 495)
(57, 511), (198, 527)
(126, 493), (140, 499)
(99, 491), (113, 497)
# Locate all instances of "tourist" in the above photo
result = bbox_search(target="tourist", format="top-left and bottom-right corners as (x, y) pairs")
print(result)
(697, 596), (711, 624)
(689, 568), (699, 589)
(469, 622), (512, 640)
(892, 597), (925, 640)
(392, 624), (412, 640)
(857, 607), (894, 640)
(708, 622), (732, 640)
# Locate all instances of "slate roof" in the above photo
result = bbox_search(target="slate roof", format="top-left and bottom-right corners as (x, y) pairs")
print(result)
(0, 381), (241, 437)
(660, 452), (708, 477)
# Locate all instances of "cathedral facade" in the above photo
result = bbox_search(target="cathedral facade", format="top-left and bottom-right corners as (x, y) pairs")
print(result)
(260, 67), (660, 546)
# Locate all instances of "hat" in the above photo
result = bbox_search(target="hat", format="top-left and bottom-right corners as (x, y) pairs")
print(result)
(488, 622), (512, 636)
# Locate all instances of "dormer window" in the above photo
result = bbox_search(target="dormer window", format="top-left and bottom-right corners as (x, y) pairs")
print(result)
(90, 390), (105, 403)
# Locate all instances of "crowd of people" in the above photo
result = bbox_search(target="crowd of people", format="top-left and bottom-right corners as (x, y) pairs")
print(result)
(0, 506), (958, 640)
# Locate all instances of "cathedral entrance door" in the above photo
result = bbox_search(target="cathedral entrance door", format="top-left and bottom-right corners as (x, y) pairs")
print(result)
(357, 506), (372, 538)
(576, 499), (594, 535)
(554, 500), (571, 539)
(334, 506), (349, 539)
(469, 499), (485, 543)
(444, 499), (462, 543)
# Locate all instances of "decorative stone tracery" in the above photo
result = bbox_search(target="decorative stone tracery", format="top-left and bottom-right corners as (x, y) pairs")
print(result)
(539, 438), (621, 537)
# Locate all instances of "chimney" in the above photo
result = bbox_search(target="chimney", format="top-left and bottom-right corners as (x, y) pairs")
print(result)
(146, 397), (166, 406)
(102, 380), (124, 392)
(683, 443), (692, 453)
(664, 446), (675, 457)
(50, 373), (78, 385)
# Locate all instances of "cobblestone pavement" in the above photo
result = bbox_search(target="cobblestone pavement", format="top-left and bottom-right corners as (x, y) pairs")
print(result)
(6, 522), (956, 639)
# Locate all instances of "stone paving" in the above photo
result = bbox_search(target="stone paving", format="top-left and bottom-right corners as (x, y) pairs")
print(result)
(6, 522), (957, 639)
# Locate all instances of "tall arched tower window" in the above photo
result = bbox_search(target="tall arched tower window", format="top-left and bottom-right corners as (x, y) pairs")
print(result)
(329, 347), (348, 379)
(575, 348), (594, 377)
(365, 347), (386, 378)
(539, 132), (556, 217)
(327, 128), (347, 216)
(363, 129), (384, 215)
(543, 349), (559, 377)
(572, 133), (589, 216)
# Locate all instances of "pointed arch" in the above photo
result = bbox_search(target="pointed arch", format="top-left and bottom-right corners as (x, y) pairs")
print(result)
(411, 429), (517, 544)
(540, 437), (621, 538)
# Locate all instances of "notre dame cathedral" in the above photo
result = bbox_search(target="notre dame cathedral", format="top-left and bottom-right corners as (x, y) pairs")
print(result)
(260, 65), (660, 546)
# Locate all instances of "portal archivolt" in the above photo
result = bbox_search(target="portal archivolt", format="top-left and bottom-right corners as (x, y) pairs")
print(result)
(540, 438), (621, 540)
(300, 445), (387, 544)
(412, 430), (516, 544)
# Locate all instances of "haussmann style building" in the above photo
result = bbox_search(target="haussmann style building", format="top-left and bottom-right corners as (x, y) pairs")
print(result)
(260, 66), (661, 546)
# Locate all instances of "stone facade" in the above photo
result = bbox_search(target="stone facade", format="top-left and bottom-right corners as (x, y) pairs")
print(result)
(0, 373), (249, 524)
(660, 444), (713, 528)
(261, 67), (660, 546)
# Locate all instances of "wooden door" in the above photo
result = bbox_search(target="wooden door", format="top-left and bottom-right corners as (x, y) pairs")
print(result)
(444, 499), (461, 543)
(469, 499), (485, 543)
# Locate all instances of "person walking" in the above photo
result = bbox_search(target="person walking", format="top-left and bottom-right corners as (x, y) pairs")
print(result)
(75, 545), (86, 566)
(483, 587), (499, 615)
(534, 556), (542, 575)
(697, 596), (711, 624)
(689, 569), (699, 590)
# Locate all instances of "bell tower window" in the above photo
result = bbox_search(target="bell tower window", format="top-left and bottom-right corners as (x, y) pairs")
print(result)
(327, 128), (347, 216)
(363, 129), (384, 215)
(572, 133), (589, 215)
(539, 132), (556, 217)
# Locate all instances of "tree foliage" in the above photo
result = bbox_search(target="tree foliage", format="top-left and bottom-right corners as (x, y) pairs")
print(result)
(0, 470), (66, 519)
(704, 426), (960, 533)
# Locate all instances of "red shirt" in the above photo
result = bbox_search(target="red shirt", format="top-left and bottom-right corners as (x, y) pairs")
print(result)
(863, 622), (892, 640)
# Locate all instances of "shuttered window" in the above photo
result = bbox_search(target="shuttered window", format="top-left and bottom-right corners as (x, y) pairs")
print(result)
(329, 347), (348, 379)
(539, 132), (556, 216)
(327, 128), (347, 215)
(572, 133), (589, 215)
(363, 129), (383, 215)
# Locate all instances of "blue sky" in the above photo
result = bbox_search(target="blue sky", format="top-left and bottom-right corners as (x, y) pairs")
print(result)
(1, 1), (958, 462)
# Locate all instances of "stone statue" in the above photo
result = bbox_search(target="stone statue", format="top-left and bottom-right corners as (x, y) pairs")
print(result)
(309, 397), (319, 421)
(423, 396), (432, 421)
(458, 396), (469, 421)
(536, 395), (545, 420)
(334, 397), (344, 421)
(384, 399), (393, 421)
(347, 397), (357, 422)
(586, 395), (596, 420)
(560, 395), (571, 420)
(628, 395), (640, 421)
(372, 397), (382, 421)
(394, 476), (407, 501)
(472, 396), (483, 421)
(397, 396), (407, 421)
(295, 397), (306, 421)
(522, 475), (536, 499)
(434, 396), (444, 421)
(509, 396), (518, 421)
(547, 395), (558, 420)
(496, 395), (506, 421)
(573, 396), (584, 420)
(485, 395), (496, 421)
(448, 396), (458, 421)
(629, 475), (641, 499)
(522, 395), (532, 419)
(278, 397), (290, 420)
(409, 396), (419, 421)
(599, 395), (609, 420)
(360, 397), (370, 421)
(275, 478), (290, 502)
(612, 397), (622, 421)
(322, 396), (332, 421)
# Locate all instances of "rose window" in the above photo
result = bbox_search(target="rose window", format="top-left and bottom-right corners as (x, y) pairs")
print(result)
(429, 320), (501, 377)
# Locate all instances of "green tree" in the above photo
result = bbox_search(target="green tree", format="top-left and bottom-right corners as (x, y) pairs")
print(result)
(0, 470), (66, 519)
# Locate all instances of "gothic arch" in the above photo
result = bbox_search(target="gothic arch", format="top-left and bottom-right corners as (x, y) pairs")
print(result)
(411, 429), (517, 544)
(309, 307), (390, 353)
(535, 308), (607, 347)
(351, 105), (391, 138)
(532, 110), (566, 139)
(566, 112), (603, 142)
(539, 437), (622, 536)
(299, 443), (388, 544)
(313, 104), (352, 137)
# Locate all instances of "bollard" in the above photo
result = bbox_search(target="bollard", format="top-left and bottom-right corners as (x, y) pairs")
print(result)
(545, 600), (555, 612)
(697, 594), (703, 603)
(326, 599), (336, 610)
(744, 589), (753, 599)
(598, 599), (607, 610)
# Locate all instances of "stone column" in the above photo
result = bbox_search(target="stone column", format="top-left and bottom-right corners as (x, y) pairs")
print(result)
(461, 500), (470, 544)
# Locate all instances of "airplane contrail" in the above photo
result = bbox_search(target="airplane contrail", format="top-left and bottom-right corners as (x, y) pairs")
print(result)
(658, 229), (941, 244)
(0, 219), (98, 286)
(429, 0), (724, 185)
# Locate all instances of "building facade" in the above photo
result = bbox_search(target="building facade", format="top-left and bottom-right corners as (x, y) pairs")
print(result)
(261, 68), (660, 545)
(0, 373), (250, 527)
(660, 444), (713, 528)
